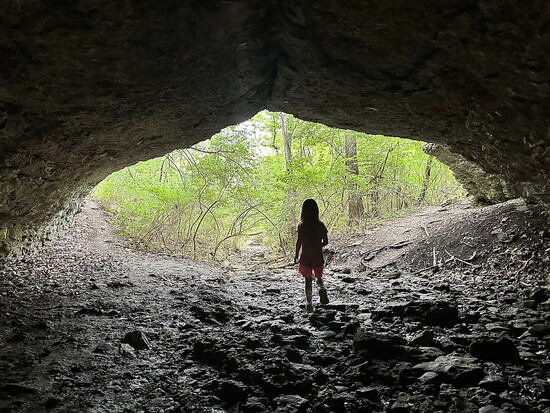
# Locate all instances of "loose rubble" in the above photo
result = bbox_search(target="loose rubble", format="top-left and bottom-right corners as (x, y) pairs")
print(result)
(0, 198), (548, 412)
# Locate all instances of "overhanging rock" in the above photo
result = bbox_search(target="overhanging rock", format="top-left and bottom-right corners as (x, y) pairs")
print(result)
(1, 1), (550, 258)
(423, 143), (513, 204)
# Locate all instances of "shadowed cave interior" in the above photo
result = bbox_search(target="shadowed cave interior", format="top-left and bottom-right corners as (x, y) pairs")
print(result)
(1, 1), (549, 412)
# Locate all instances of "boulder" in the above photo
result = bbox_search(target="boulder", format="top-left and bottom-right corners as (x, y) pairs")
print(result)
(121, 331), (150, 350)
(403, 301), (460, 327)
(409, 330), (437, 347)
(353, 331), (407, 360)
(414, 354), (484, 387)
(273, 394), (308, 413)
(470, 337), (520, 363)
(527, 324), (550, 337)
(217, 379), (248, 406)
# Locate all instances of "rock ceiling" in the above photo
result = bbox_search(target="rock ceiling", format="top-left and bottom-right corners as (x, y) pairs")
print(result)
(1, 1), (549, 258)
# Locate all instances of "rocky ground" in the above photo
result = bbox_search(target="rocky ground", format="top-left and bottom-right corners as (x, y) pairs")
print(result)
(0, 198), (549, 413)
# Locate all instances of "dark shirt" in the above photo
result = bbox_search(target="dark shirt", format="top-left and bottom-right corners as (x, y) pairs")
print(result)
(297, 221), (328, 267)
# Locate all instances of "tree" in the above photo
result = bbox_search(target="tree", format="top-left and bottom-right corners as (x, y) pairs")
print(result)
(367, 143), (395, 217)
(279, 112), (292, 167)
(344, 131), (364, 225)
(417, 155), (433, 206)
(278, 111), (297, 241)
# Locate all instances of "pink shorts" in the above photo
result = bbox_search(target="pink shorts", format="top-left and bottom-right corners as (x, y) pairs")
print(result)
(298, 263), (323, 279)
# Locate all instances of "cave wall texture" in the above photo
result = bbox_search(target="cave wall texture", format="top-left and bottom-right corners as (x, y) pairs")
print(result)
(1, 0), (549, 259)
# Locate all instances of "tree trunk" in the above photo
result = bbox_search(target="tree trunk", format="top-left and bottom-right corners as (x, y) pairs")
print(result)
(369, 146), (393, 217)
(417, 155), (433, 206)
(345, 132), (364, 225)
(278, 112), (297, 232)
(279, 112), (292, 167)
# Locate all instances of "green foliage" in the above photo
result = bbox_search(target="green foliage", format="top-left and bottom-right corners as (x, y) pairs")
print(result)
(93, 111), (465, 260)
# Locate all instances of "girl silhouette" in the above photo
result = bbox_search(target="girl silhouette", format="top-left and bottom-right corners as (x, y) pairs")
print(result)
(294, 199), (329, 312)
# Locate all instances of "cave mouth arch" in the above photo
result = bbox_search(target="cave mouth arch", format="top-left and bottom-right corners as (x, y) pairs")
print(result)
(90, 111), (466, 261)
(1, 1), (549, 259)
(2, 3), (550, 410)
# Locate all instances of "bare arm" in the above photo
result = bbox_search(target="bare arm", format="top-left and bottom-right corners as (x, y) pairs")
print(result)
(294, 238), (301, 264)
(294, 225), (302, 264)
(321, 224), (329, 247)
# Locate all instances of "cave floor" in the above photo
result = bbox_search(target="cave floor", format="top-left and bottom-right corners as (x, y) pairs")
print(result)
(0, 199), (549, 413)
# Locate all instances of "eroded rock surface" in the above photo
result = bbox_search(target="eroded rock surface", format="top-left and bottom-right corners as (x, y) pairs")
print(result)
(1, 1), (550, 257)
(423, 143), (515, 203)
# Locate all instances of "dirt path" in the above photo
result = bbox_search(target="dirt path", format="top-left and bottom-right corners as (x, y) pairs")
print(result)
(0, 199), (549, 412)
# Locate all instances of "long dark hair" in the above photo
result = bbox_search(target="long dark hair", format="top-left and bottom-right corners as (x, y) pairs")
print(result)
(300, 199), (321, 240)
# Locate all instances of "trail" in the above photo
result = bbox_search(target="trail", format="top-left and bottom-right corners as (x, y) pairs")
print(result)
(0, 198), (549, 412)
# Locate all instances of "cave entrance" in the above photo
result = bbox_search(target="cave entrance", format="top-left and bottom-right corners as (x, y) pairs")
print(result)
(91, 110), (465, 264)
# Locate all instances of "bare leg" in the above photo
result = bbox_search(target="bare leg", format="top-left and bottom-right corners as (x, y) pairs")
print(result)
(305, 278), (313, 312)
(317, 277), (329, 304)
(305, 278), (313, 303)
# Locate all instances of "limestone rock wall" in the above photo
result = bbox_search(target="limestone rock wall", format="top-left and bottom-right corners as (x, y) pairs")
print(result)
(423, 143), (512, 204)
(1, 0), (550, 258)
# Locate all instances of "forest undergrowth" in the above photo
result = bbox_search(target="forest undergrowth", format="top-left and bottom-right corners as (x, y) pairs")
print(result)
(93, 111), (465, 263)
